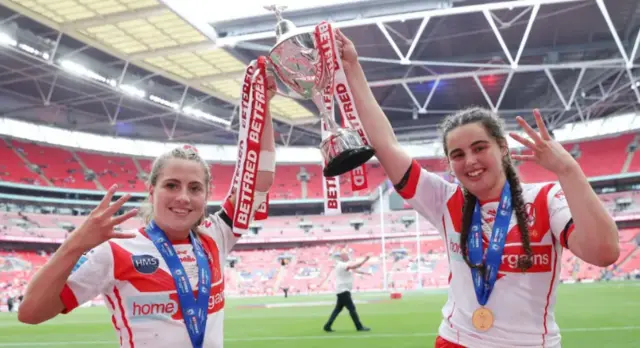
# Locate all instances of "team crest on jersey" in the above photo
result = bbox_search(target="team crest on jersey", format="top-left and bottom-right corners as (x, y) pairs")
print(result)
(132, 254), (160, 274)
(201, 218), (212, 228)
(524, 203), (536, 228)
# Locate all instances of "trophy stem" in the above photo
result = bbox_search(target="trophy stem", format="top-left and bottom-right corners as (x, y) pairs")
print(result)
(312, 89), (340, 133)
(322, 111), (340, 132)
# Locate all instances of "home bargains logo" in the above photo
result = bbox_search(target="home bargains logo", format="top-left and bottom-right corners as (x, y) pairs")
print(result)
(499, 245), (552, 273)
(127, 282), (225, 321)
(447, 236), (552, 274)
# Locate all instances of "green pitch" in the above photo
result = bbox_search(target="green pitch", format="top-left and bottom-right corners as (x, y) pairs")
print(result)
(1, 282), (638, 347)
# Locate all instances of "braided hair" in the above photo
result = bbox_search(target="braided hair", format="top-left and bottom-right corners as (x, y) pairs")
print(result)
(441, 107), (533, 275)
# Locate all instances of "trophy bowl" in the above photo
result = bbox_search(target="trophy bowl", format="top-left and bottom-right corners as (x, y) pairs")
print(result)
(265, 10), (375, 177)
(267, 19), (325, 100)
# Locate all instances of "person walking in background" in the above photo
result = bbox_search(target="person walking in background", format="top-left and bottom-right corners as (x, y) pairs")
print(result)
(323, 250), (372, 333)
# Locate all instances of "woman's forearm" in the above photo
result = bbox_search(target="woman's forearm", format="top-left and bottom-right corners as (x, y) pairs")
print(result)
(342, 61), (412, 184)
(256, 108), (275, 192)
(19, 238), (85, 324)
(557, 163), (620, 266)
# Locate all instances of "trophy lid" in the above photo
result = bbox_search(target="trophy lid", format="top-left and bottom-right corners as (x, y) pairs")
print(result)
(265, 5), (299, 44)
(275, 19), (297, 41)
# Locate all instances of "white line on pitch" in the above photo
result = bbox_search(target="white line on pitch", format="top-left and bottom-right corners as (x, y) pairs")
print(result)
(225, 326), (640, 342)
(0, 326), (637, 346)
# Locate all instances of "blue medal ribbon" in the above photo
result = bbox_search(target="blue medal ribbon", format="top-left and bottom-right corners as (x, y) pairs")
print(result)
(146, 220), (211, 348)
(467, 181), (512, 306)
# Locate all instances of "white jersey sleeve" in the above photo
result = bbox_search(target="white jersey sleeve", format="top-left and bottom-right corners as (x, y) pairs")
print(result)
(394, 159), (459, 227)
(60, 241), (115, 314)
(546, 183), (575, 248)
(200, 192), (269, 254)
(199, 207), (237, 256)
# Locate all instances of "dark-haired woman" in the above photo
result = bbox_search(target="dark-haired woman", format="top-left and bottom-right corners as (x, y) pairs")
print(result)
(334, 29), (619, 348)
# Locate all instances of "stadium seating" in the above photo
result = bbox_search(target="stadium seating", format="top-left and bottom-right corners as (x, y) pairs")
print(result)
(2, 190), (640, 256)
(0, 132), (637, 200)
(0, 249), (50, 299)
(0, 139), (46, 186)
(9, 139), (97, 190)
(2, 208), (639, 299)
(1, 132), (640, 299)
(2, 229), (638, 298)
(3, 190), (640, 245)
(75, 151), (146, 192)
(516, 133), (636, 183)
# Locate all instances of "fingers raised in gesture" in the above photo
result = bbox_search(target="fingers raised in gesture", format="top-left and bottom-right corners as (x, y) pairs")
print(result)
(69, 185), (139, 253)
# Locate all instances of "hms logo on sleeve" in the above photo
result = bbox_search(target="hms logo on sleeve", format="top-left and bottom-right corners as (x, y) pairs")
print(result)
(71, 255), (89, 274)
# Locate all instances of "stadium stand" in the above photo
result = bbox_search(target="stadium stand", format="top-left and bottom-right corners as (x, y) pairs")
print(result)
(1, 132), (640, 305)
(2, 230), (639, 300)
(1, 133), (637, 199)
(1, 201), (639, 299)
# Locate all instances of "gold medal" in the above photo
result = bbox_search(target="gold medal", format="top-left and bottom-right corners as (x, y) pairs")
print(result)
(472, 307), (494, 332)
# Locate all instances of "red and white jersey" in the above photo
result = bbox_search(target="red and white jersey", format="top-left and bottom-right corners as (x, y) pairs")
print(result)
(396, 160), (575, 348)
(59, 209), (240, 348)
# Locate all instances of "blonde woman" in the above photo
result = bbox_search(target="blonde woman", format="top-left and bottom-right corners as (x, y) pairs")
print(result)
(18, 115), (275, 347)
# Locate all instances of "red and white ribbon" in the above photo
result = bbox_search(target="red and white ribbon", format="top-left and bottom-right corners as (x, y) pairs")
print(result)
(329, 23), (371, 193)
(314, 23), (343, 216)
(227, 61), (256, 200)
(228, 56), (270, 234)
(314, 22), (371, 214)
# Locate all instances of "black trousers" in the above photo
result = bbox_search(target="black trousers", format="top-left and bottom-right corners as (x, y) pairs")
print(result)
(324, 291), (364, 330)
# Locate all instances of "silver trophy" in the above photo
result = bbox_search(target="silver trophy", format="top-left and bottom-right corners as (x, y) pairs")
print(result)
(265, 5), (375, 177)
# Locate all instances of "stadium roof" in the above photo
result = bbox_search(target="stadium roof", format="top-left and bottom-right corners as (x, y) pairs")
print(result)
(0, 0), (637, 147)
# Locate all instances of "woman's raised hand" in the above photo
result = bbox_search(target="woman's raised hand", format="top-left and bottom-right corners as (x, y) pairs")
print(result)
(509, 109), (578, 176)
(334, 29), (359, 67)
(67, 185), (138, 253)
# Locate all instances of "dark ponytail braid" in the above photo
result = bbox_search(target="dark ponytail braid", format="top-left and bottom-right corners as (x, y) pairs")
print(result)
(503, 156), (534, 271)
(459, 189), (483, 276)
